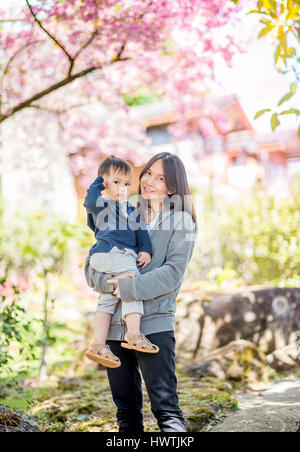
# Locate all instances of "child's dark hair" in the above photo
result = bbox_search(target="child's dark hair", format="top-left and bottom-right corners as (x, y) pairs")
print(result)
(98, 155), (132, 177)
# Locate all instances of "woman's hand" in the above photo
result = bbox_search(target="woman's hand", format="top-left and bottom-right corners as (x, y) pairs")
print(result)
(107, 272), (136, 298)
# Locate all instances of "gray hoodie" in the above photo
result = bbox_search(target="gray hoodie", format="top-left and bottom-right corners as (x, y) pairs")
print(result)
(84, 205), (196, 341)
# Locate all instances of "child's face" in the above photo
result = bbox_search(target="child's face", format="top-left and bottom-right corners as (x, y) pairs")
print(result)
(103, 169), (132, 202)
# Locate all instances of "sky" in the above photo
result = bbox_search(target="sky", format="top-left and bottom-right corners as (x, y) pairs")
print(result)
(1, 0), (299, 135)
(212, 6), (300, 135)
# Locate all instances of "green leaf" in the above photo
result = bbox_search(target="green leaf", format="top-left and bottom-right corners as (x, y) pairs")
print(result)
(286, 47), (296, 58)
(271, 113), (280, 130)
(76, 415), (89, 422)
(254, 109), (271, 119)
(290, 83), (297, 95)
(298, 125), (300, 137)
(257, 0), (264, 9)
(258, 24), (274, 38)
(231, 400), (239, 411)
(261, 0), (277, 17)
(279, 109), (300, 115)
(278, 91), (296, 106)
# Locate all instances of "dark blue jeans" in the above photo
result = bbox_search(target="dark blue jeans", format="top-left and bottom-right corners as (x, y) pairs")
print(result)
(106, 330), (187, 432)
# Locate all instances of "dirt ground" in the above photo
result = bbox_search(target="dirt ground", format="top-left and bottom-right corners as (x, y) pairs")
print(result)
(206, 378), (300, 432)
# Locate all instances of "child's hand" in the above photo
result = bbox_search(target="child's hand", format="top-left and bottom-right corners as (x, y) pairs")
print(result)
(137, 252), (151, 269)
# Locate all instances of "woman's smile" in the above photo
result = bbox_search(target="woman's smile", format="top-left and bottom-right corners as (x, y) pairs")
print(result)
(143, 186), (155, 194)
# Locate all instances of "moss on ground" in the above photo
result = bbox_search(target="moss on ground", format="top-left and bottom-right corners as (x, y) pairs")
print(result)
(0, 369), (237, 432)
(3, 371), (234, 432)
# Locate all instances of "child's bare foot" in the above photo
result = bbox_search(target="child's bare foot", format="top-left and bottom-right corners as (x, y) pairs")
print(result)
(121, 332), (159, 354)
(85, 342), (121, 368)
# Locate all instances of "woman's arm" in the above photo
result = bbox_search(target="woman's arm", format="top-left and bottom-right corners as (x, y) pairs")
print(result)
(117, 212), (196, 302)
(83, 176), (105, 213)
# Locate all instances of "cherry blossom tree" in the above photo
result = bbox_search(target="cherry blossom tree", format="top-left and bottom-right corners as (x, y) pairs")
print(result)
(0, 0), (244, 178)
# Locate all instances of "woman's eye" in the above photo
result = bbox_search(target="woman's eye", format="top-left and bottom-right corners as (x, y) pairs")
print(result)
(125, 183), (131, 187)
(114, 181), (119, 184)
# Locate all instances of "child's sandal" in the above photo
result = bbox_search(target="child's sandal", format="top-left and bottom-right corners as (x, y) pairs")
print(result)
(85, 343), (121, 368)
(121, 333), (159, 354)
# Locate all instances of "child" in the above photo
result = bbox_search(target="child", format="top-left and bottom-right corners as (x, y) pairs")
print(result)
(83, 156), (159, 368)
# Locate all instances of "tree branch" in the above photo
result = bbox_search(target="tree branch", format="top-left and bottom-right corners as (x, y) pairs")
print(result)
(0, 66), (99, 123)
(27, 103), (88, 115)
(68, 30), (99, 77)
(0, 53), (130, 124)
(74, 30), (99, 61)
(26, 0), (74, 66)
(0, 19), (26, 23)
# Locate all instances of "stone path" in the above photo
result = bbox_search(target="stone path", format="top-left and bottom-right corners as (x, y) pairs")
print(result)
(207, 379), (300, 432)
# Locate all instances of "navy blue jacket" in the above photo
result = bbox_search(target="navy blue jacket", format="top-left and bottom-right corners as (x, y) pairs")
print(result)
(83, 176), (152, 257)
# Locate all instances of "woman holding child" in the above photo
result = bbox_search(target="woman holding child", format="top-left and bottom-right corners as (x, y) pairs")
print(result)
(84, 152), (197, 432)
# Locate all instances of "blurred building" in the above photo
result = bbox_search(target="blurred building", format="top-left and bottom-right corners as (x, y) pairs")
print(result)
(132, 95), (300, 200)
(1, 95), (299, 222)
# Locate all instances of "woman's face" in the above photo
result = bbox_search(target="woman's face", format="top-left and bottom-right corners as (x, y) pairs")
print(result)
(140, 159), (172, 201)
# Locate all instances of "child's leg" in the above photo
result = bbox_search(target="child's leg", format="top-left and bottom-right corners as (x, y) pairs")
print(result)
(124, 313), (142, 335)
(121, 300), (144, 335)
(85, 295), (121, 367)
(93, 311), (112, 345)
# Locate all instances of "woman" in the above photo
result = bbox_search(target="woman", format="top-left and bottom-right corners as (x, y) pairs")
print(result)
(84, 152), (197, 432)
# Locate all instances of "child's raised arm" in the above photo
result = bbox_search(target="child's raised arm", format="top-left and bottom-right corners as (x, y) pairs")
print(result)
(83, 176), (106, 213)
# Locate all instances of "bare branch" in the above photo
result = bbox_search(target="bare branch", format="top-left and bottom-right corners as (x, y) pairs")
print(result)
(0, 19), (26, 23)
(27, 103), (88, 115)
(0, 66), (99, 123)
(73, 30), (99, 62)
(0, 53), (130, 124)
(67, 30), (99, 77)
(26, 0), (74, 65)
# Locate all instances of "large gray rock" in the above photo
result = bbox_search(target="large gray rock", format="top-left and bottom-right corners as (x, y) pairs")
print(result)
(175, 287), (300, 361)
(186, 340), (271, 384)
(0, 404), (39, 432)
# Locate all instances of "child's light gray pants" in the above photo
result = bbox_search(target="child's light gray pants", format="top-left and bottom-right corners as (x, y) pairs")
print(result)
(90, 246), (143, 319)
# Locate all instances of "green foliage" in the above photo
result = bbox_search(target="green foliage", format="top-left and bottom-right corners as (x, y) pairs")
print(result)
(0, 200), (92, 378)
(122, 86), (163, 106)
(188, 183), (300, 287)
(0, 196), (91, 279)
(231, 400), (239, 411)
(0, 279), (38, 374)
(245, 1), (300, 133)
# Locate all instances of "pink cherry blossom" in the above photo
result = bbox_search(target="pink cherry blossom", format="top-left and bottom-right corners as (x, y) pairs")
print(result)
(0, 0), (245, 180)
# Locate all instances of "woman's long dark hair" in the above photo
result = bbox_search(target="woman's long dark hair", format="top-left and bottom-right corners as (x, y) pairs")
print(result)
(138, 152), (197, 230)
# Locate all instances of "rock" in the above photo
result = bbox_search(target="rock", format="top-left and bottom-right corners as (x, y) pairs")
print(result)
(188, 359), (226, 380)
(58, 378), (86, 389)
(187, 340), (271, 384)
(175, 287), (300, 361)
(0, 404), (39, 432)
(266, 344), (300, 372)
(186, 407), (216, 432)
(208, 379), (300, 432)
